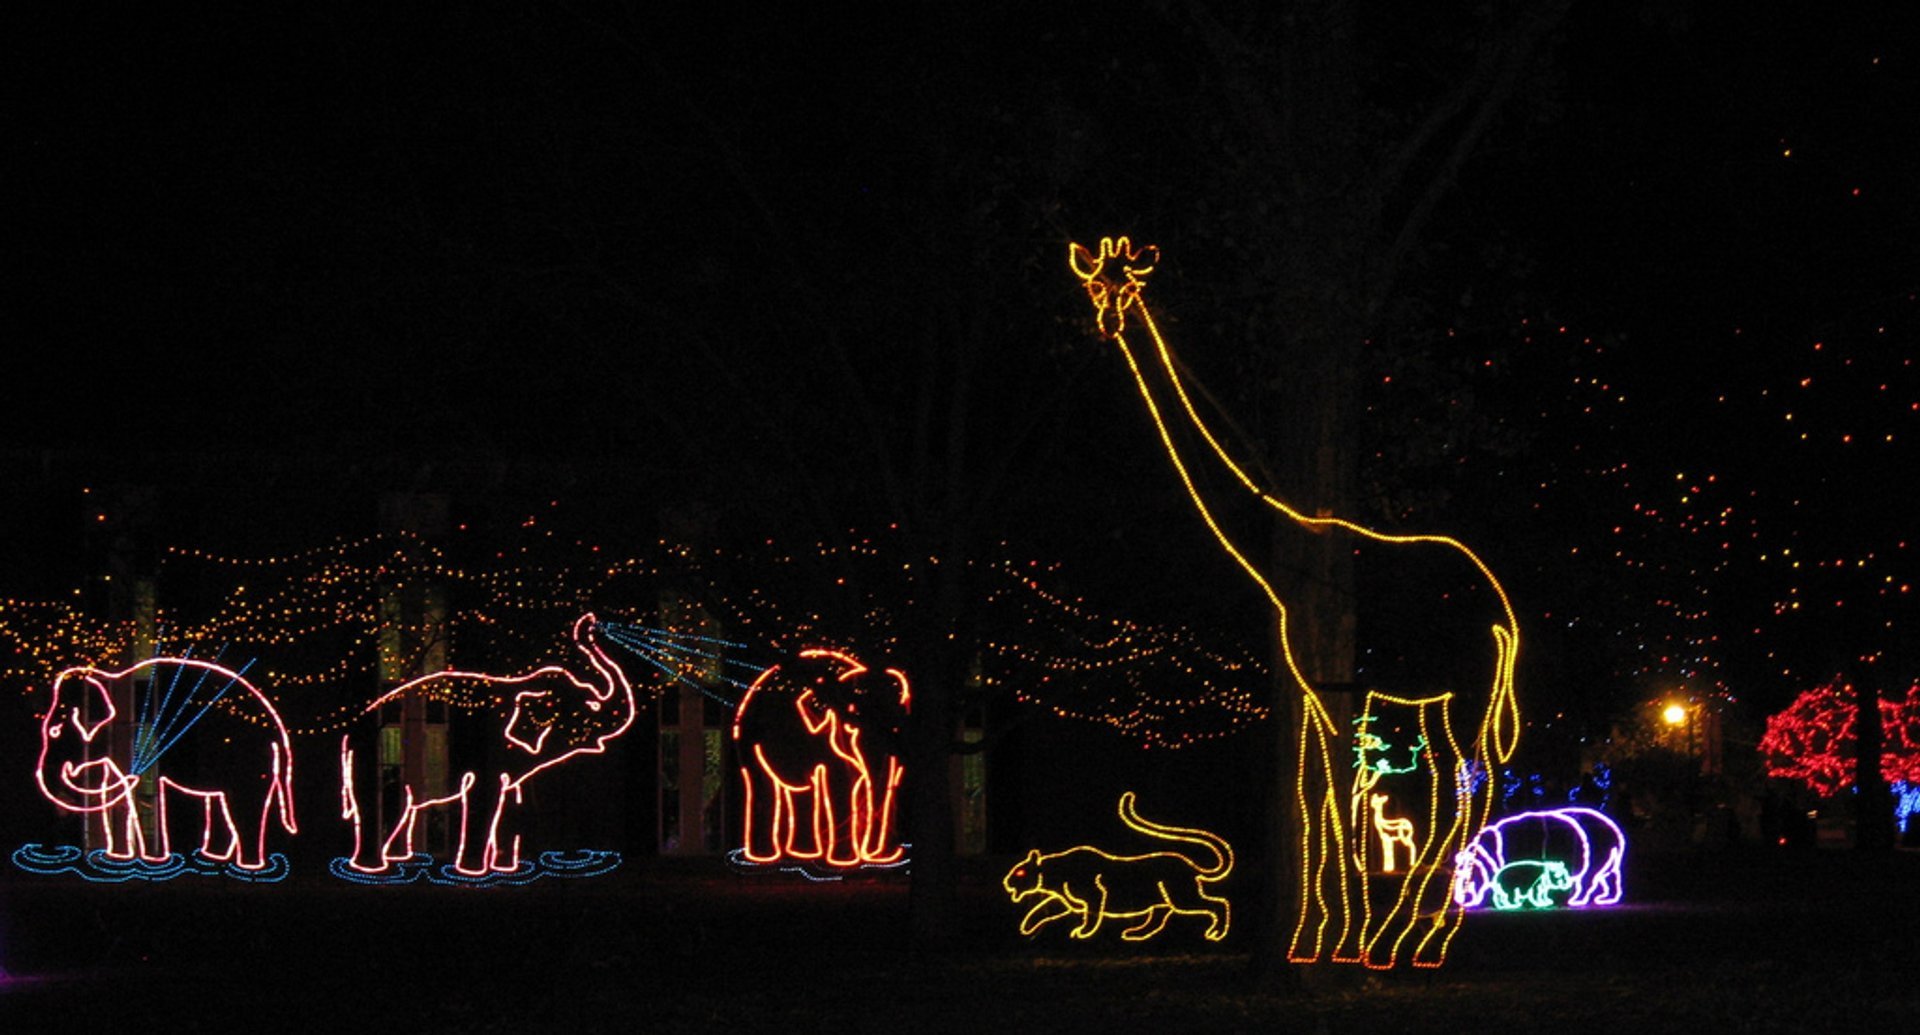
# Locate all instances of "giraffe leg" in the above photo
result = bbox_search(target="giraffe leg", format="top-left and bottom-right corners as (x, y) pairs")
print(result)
(1412, 759), (1481, 967)
(1289, 709), (1329, 962)
(1410, 807), (1471, 967)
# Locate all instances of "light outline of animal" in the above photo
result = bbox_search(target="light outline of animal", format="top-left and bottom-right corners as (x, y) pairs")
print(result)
(1368, 794), (1417, 873)
(1002, 791), (1234, 943)
(339, 612), (636, 879)
(1354, 713), (1429, 778)
(1343, 691), (1473, 964)
(1350, 709), (1429, 875)
(33, 658), (297, 871)
(1452, 806), (1626, 910)
(1069, 235), (1522, 970)
(731, 647), (910, 869)
(1490, 859), (1573, 909)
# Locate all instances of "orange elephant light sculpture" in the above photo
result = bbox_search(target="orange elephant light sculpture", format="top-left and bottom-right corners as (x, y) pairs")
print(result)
(730, 648), (910, 872)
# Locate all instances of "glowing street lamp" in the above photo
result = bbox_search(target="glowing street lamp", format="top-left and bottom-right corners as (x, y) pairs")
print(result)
(1660, 698), (1695, 761)
(1658, 697), (1719, 773)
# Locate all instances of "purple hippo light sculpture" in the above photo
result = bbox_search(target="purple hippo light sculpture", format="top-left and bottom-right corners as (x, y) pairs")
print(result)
(1452, 806), (1625, 910)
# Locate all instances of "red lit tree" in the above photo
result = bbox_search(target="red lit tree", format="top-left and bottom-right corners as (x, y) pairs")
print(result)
(1759, 682), (1920, 796)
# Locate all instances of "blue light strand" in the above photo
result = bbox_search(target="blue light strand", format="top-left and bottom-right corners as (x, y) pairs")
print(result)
(12, 843), (289, 883)
(599, 623), (767, 706)
(616, 642), (748, 702)
(132, 656), (256, 776)
(724, 845), (912, 883)
(133, 641), (204, 768)
(133, 656), (249, 775)
(134, 645), (216, 769)
(602, 622), (751, 651)
(325, 850), (621, 886)
(601, 624), (764, 678)
(1895, 781), (1920, 835)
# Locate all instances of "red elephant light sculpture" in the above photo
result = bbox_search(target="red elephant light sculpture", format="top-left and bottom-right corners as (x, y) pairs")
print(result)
(731, 648), (910, 870)
(33, 658), (297, 871)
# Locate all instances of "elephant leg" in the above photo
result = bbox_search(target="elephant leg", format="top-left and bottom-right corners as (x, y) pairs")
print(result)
(1323, 784), (1365, 965)
(478, 775), (527, 874)
(819, 764), (863, 868)
(202, 783), (274, 871)
(1358, 820), (1420, 967)
(1406, 808), (1467, 968)
(192, 789), (249, 867)
(744, 749), (816, 862)
(806, 764), (839, 862)
(882, 758), (905, 854)
(743, 766), (807, 862)
(341, 736), (384, 871)
(766, 764), (826, 860)
(861, 758), (906, 864)
(773, 783), (806, 858)
(1288, 790), (1328, 959)
(379, 785), (422, 867)
(102, 792), (146, 861)
(342, 736), (414, 873)
(739, 765), (775, 861)
(843, 766), (874, 864)
(141, 783), (175, 864)
(438, 771), (481, 874)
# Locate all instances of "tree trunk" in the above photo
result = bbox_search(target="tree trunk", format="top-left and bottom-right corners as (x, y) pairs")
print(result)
(1250, 321), (1363, 984)
(1855, 681), (1894, 851)
(906, 539), (967, 954)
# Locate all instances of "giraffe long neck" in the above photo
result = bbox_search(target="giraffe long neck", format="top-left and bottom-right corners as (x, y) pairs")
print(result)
(1131, 300), (1334, 526)
(1109, 295), (1306, 695)
(1116, 322), (1357, 752)
(1113, 296), (1290, 595)
(1109, 284), (1521, 762)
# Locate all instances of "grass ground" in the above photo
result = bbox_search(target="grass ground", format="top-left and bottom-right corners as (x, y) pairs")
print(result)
(2, 847), (1916, 1033)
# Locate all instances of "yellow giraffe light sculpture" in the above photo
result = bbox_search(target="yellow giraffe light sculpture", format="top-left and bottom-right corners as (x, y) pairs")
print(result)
(1068, 235), (1521, 969)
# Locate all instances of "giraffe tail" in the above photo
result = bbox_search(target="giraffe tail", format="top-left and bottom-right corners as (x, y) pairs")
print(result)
(1489, 624), (1521, 763)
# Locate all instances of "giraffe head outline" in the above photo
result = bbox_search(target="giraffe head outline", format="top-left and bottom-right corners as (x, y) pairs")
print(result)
(1069, 236), (1159, 338)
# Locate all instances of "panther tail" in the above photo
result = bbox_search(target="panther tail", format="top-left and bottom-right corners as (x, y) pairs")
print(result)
(1118, 791), (1231, 879)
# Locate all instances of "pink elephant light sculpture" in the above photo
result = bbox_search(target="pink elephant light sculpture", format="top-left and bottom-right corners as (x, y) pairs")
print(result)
(33, 658), (297, 871)
(338, 613), (636, 879)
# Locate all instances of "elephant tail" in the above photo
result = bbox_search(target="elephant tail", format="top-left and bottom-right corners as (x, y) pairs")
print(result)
(273, 739), (298, 835)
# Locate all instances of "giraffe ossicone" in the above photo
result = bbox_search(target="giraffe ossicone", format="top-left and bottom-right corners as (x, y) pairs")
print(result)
(1069, 236), (1160, 337)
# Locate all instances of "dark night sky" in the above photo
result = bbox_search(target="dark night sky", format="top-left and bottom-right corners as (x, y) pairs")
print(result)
(9, 6), (1911, 435)
(6, 3), (1919, 727)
